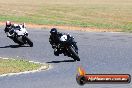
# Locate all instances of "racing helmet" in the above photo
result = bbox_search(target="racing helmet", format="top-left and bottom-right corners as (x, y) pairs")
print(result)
(50, 28), (57, 35)
(6, 21), (11, 27)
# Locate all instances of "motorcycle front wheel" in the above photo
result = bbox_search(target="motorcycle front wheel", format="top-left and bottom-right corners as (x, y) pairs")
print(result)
(68, 46), (80, 61)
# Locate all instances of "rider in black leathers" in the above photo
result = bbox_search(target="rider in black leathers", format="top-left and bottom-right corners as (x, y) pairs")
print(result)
(49, 28), (78, 56)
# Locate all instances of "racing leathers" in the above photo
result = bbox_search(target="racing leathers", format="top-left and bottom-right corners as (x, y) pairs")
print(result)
(4, 24), (28, 44)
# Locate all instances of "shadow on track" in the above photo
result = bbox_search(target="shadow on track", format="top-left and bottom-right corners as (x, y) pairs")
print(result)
(0, 45), (29, 48)
(46, 59), (75, 63)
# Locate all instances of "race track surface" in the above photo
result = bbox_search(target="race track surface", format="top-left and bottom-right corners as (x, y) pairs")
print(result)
(0, 26), (132, 88)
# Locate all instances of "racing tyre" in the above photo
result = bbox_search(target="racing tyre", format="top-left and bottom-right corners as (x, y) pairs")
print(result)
(68, 46), (80, 61)
(25, 36), (33, 47)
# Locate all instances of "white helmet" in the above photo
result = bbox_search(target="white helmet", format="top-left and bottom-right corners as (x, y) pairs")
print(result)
(6, 21), (11, 27)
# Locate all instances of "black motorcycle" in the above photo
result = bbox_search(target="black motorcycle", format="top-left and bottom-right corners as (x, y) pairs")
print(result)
(57, 35), (80, 61)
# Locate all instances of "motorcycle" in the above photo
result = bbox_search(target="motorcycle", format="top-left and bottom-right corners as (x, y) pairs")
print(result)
(57, 34), (80, 61)
(8, 24), (33, 47)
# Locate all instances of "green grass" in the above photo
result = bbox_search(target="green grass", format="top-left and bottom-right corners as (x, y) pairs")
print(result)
(0, 58), (42, 75)
(0, 0), (132, 32)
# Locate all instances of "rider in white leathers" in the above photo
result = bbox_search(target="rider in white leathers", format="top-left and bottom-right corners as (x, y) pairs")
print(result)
(4, 21), (28, 37)
(4, 21), (28, 44)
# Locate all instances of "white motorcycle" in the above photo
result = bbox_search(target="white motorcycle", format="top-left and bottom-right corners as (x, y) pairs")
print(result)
(8, 24), (33, 47)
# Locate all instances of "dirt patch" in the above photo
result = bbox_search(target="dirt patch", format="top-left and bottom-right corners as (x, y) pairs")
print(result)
(0, 22), (121, 32)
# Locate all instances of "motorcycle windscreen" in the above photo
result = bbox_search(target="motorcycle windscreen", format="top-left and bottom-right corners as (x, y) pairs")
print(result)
(60, 35), (67, 42)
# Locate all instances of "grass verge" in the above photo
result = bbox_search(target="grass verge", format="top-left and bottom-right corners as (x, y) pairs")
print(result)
(0, 0), (132, 32)
(0, 58), (46, 75)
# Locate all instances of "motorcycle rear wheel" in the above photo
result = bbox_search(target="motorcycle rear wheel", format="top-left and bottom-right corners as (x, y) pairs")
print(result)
(24, 36), (33, 47)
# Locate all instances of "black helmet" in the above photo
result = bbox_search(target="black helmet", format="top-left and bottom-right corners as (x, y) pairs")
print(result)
(50, 28), (57, 35)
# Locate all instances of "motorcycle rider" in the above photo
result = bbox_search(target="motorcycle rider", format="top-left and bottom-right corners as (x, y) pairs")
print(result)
(4, 21), (27, 36)
(4, 21), (28, 45)
(4, 21), (14, 38)
(49, 28), (78, 56)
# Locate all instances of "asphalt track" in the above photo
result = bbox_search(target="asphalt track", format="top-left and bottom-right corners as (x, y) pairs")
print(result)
(0, 26), (132, 88)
